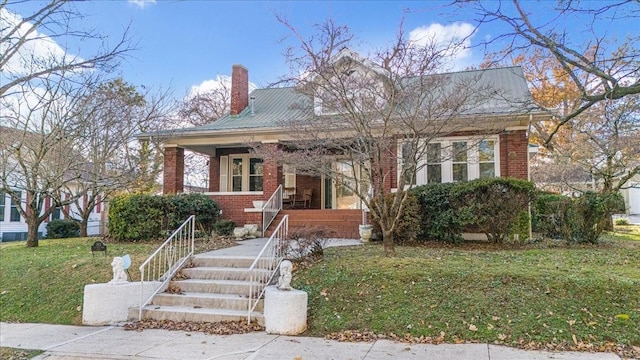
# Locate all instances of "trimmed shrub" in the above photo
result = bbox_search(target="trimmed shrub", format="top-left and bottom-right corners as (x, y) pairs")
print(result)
(412, 183), (470, 244)
(212, 219), (236, 236)
(46, 219), (80, 239)
(108, 194), (165, 242)
(615, 218), (630, 226)
(166, 193), (221, 234)
(452, 178), (534, 243)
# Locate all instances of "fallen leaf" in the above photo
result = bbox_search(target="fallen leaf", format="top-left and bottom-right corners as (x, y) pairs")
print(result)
(469, 324), (478, 331)
(497, 333), (507, 341)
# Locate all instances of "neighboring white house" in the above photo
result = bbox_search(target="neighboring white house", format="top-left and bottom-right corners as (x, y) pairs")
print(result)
(0, 189), (107, 242)
(619, 175), (640, 215)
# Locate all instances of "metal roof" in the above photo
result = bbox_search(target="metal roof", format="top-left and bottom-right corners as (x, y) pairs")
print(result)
(141, 65), (540, 138)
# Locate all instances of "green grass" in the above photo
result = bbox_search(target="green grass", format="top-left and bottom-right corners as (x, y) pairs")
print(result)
(0, 347), (43, 359)
(0, 238), (159, 324)
(293, 239), (640, 348)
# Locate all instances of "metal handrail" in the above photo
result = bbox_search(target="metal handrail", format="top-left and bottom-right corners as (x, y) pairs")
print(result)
(247, 214), (288, 323)
(262, 184), (283, 236)
(138, 215), (195, 320)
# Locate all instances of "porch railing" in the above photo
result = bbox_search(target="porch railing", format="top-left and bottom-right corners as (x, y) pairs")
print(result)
(248, 214), (288, 323)
(138, 215), (195, 320)
(262, 184), (283, 236)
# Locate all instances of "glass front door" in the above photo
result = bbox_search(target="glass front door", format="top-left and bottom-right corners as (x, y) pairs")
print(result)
(323, 161), (370, 210)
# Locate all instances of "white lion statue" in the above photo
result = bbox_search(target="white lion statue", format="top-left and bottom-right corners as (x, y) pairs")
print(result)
(277, 260), (293, 291)
(109, 256), (128, 283)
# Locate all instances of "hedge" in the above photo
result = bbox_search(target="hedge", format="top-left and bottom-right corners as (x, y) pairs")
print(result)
(108, 193), (221, 242)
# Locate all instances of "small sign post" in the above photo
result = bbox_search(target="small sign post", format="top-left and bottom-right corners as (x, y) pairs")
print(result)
(91, 241), (107, 257)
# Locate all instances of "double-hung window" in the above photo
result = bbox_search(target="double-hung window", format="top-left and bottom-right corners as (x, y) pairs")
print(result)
(0, 191), (5, 222)
(220, 155), (263, 192)
(478, 140), (496, 178)
(426, 143), (442, 184)
(397, 137), (499, 187)
(452, 141), (468, 182)
(400, 141), (417, 186)
(10, 191), (21, 222)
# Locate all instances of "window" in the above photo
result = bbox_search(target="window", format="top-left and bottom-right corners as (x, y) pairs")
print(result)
(10, 191), (21, 222)
(400, 141), (416, 186)
(427, 143), (442, 184)
(396, 137), (499, 188)
(249, 158), (263, 191)
(0, 192), (5, 222)
(231, 158), (243, 192)
(452, 141), (468, 182)
(51, 207), (62, 220)
(479, 140), (496, 178)
(220, 155), (264, 192)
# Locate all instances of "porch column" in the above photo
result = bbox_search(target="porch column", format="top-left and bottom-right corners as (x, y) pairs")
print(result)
(262, 144), (281, 198)
(208, 155), (220, 192)
(499, 130), (528, 180)
(163, 146), (184, 194)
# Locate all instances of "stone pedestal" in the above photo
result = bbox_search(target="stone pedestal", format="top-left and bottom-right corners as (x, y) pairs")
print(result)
(264, 285), (307, 335)
(82, 281), (162, 325)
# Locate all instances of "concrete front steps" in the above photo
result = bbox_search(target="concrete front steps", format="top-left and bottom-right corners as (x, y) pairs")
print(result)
(130, 254), (268, 325)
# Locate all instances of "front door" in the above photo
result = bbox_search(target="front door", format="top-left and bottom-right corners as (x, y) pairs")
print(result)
(322, 161), (370, 210)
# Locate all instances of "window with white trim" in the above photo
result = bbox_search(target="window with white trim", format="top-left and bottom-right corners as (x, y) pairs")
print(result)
(426, 143), (442, 184)
(10, 191), (21, 222)
(219, 155), (263, 192)
(478, 140), (496, 178)
(400, 141), (416, 186)
(398, 137), (500, 187)
(452, 141), (468, 182)
(0, 192), (5, 222)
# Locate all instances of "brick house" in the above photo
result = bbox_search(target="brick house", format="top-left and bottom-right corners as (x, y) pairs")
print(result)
(140, 51), (547, 238)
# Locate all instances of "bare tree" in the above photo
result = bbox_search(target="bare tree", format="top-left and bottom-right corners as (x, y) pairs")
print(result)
(463, 0), (640, 147)
(0, 73), (95, 247)
(0, 0), (132, 99)
(260, 18), (521, 255)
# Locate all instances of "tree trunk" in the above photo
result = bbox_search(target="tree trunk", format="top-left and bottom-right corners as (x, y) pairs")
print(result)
(79, 221), (88, 237)
(80, 213), (90, 237)
(382, 228), (395, 257)
(25, 219), (40, 247)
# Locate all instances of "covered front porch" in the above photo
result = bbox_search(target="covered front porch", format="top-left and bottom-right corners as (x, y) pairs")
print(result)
(162, 143), (372, 238)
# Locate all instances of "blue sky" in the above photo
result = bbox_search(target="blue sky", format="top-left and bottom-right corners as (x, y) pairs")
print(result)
(4, 1), (638, 100)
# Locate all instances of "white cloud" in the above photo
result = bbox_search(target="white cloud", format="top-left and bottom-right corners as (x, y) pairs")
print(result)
(128, 0), (157, 10)
(0, 8), (79, 77)
(409, 22), (475, 69)
(187, 75), (257, 99)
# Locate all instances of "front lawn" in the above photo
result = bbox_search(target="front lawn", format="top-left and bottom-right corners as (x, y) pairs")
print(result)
(293, 238), (640, 353)
(0, 238), (159, 324)
(0, 236), (235, 325)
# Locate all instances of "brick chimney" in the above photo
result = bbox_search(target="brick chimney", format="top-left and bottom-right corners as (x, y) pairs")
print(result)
(230, 64), (249, 115)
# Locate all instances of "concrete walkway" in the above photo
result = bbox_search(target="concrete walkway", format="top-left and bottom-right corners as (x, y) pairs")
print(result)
(0, 323), (621, 360)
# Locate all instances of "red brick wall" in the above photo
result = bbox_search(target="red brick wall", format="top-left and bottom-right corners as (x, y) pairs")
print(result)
(499, 130), (528, 179)
(230, 65), (248, 116)
(211, 194), (263, 228)
(208, 155), (219, 192)
(163, 147), (184, 194)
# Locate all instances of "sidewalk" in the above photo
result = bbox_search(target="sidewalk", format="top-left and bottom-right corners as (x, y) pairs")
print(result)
(0, 322), (621, 360)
